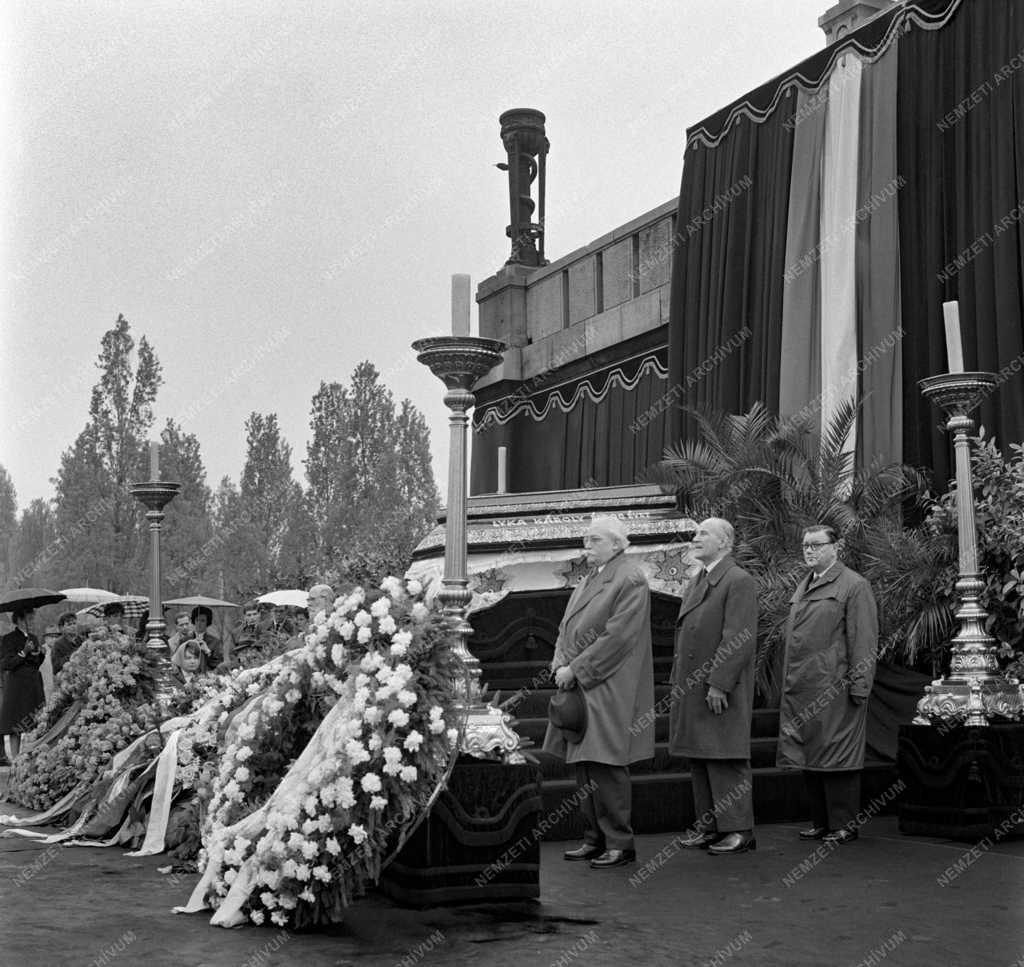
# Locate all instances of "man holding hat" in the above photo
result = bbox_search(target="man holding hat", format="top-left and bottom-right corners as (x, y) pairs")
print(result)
(542, 516), (655, 869)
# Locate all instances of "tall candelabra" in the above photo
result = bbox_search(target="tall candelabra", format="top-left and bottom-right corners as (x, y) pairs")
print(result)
(130, 477), (181, 696)
(412, 333), (524, 760)
(915, 371), (1023, 725)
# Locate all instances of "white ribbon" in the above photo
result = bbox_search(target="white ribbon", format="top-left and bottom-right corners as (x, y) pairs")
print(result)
(125, 729), (182, 857)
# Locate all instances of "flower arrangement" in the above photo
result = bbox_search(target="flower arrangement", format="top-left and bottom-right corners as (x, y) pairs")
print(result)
(185, 577), (463, 928)
(7, 633), (160, 811)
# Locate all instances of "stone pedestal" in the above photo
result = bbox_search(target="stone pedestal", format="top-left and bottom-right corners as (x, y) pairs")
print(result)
(378, 759), (543, 905)
(898, 724), (1024, 840)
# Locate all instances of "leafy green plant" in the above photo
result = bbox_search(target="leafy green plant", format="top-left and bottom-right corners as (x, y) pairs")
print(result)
(652, 400), (948, 700)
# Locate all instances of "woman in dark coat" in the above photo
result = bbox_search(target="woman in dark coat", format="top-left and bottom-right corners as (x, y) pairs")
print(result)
(0, 607), (46, 760)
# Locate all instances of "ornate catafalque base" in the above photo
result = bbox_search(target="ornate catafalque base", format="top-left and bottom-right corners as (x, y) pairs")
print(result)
(412, 335), (524, 762)
(913, 373), (1024, 726)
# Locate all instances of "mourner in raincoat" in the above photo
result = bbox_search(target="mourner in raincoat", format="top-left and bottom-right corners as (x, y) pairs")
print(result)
(776, 525), (878, 845)
(542, 516), (655, 870)
(670, 518), (759, 854)
(0, 607), (45, 760)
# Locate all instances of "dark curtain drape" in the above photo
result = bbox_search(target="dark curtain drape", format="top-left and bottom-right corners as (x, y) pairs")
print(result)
(898, 0), (1024, 486)
(470, 347), (673, 494)
(667, 103), (795, 442)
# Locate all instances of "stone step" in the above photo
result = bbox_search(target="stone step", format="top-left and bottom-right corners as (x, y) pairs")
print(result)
(481, 658), (674, 691)
(527, 737), (781, 778)
(536, 763), (900, 841)
(494, 685), (781, 737)
(504, 707), (780, 746)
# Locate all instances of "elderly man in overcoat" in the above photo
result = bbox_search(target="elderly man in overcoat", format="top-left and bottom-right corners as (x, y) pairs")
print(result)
(543, 516), (655, 869)
(670, 517), (759, 854)
(777, 524), (877, 845)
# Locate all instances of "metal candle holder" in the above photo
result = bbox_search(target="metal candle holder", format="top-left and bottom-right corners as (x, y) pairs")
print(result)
(412, 334), (524, 759)
(915, 372), (1023, 726)
(130, 480), (181, 696)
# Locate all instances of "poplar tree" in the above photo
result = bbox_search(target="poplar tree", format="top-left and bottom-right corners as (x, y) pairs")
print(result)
(155, 419), (215, 596)
(52, 315), (162, 590)
(304, 362), (439, 581)
(0, 465), (17, 588)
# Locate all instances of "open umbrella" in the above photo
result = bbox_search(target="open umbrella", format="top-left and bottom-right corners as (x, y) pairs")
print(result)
(78, 595), (149, 620)
(59, 587), (120, 604)
(257, 589), (308, 608)
(163, 595), (240, 609)
(0, 587), (67, 612)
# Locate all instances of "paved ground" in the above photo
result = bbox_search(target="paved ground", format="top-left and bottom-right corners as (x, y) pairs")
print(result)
(1, 790), (1022, 967)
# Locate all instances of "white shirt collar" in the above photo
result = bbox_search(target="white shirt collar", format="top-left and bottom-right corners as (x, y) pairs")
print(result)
(809, 560), (838, 584)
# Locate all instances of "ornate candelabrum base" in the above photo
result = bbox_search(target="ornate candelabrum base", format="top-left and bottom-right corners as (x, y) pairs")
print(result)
(413, 335), (525, 761)
(914, 373), (1024, 727)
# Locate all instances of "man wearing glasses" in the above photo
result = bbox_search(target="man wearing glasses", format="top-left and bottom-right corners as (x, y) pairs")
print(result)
(777, 525), (878, 845)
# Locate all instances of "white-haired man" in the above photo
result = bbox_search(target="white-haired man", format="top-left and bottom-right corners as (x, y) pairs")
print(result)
(670, 517), (759, 854)
(307, 584), (334, 621)
(542, 516), (655, 869)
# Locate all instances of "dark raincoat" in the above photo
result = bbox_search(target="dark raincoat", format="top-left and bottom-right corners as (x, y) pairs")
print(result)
(669, 556), (758, 759)
(776, 562), (878, 771)
(0, 628), (45, 735)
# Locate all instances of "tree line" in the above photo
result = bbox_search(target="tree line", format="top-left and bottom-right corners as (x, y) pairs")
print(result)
(0, 315), (439, 599)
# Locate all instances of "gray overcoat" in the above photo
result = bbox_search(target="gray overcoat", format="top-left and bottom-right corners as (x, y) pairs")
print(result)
(668, 556), (758, 759)
(541, 552), (655, 766)
(776, 562), (878, 772)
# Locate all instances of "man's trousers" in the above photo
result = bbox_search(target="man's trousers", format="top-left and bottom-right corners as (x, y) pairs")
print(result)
(804, 769), (861, 831)
(689, 758), (754, 833)
(575, 761), (634, 851)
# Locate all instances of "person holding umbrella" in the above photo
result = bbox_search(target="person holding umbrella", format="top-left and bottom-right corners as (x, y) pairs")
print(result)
(0, 589), (65, 759)
(0, 607), (46, 760)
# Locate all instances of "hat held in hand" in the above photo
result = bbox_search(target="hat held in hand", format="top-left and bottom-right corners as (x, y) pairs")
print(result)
(548, 686), (588, 744)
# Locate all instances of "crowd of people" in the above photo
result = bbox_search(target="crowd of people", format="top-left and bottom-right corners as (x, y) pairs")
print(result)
(0, 586), (338, 763)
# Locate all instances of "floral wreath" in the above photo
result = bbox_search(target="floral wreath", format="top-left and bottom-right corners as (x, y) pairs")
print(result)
(7, 634), (159, 812)
(180, 577), (464, 928)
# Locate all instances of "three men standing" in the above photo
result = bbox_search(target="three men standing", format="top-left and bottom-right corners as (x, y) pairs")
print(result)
(549, 514), (878, 866)
(670, 518), (759, 854)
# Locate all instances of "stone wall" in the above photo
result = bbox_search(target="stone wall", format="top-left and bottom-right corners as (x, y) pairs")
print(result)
(475, 197), (678, 391)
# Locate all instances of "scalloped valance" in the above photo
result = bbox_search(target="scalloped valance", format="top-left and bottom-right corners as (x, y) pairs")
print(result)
(686, 0), (964, 148)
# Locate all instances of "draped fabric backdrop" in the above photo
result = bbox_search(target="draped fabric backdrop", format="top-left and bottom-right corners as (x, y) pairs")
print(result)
(668, 0), (1024, 487)
(471, 331), (674, 494)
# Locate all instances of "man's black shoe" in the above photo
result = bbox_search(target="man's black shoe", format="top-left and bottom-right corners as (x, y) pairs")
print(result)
(678, 828), (721, 849)
(707, 832), (756, 854)
(823, 828), (859, 845)
(798, 826), (829, 840)
(589, 849), (637, 869)
(563, 843), (604, 861)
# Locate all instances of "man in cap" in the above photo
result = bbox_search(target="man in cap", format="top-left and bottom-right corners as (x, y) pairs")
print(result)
(542, 516), (655, 869)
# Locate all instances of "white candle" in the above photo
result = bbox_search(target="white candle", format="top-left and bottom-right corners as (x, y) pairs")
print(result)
(497, 446), (508, 494)
(150, 440), (159, 479)
(451, 274), (471, 336)
(942, 301), (965, 374)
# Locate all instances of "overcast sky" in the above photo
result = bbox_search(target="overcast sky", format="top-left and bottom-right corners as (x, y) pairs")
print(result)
(1, 0), (830, 513)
